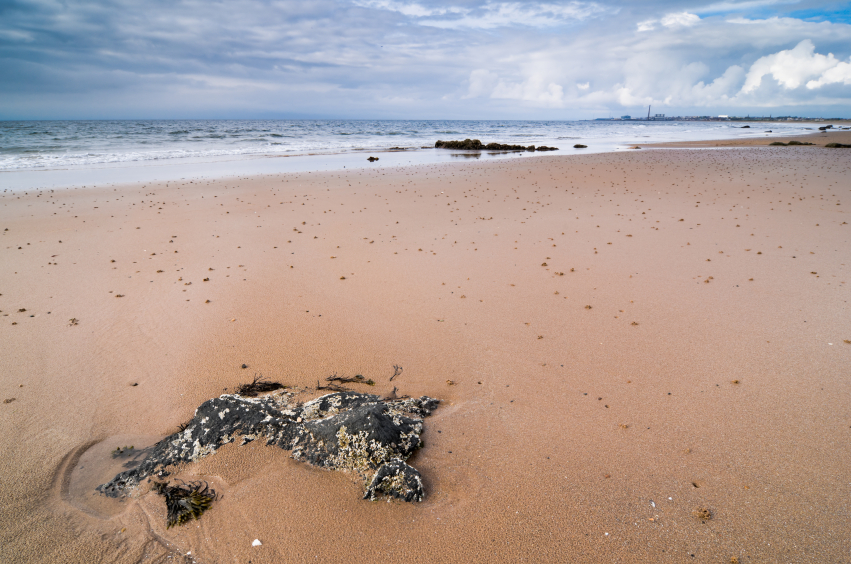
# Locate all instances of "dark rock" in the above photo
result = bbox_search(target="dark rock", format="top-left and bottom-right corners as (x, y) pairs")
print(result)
(364, 459), (424, 502)
(769, 142), (787, 146)
(825, 142), (851, 148)
(435, 139), (557, 152)
(435, 139), (484, 150)
(573, 144), (587, 149)
(367, 156), (379, 162)
(98, 391), (439, 502)
(819, 125), (833, 130)
(740, 125), (750, 128)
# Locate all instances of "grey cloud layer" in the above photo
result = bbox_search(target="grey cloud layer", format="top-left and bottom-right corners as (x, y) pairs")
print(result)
(1, 0), (849, 118)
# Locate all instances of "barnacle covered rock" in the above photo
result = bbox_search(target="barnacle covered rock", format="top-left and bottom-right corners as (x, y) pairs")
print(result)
(364, 458), (424, 502)
(98, 391), (439, 503)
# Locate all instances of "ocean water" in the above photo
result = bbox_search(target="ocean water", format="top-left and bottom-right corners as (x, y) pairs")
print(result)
(0, 119), (820, 190)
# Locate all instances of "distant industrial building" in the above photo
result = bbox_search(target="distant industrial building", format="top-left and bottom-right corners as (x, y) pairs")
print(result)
(621, 115), (631, 120)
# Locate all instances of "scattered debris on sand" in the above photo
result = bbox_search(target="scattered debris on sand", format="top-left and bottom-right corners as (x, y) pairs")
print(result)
(693, 507), (713, 521)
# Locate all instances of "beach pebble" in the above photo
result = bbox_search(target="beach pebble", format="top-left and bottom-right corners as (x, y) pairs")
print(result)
(252, 539), (262, 547)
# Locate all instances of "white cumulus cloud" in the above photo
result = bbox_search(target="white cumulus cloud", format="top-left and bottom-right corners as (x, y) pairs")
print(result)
(807, 59), (851, 88)
(742, 39), (842, 92)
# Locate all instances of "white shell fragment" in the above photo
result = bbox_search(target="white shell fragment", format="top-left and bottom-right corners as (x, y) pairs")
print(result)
(252, 539), (262, 547)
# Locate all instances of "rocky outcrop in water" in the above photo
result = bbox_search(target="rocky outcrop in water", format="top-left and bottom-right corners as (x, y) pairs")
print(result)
(769, 141), (815, 146)
(435, 139), (558, 151)
(97, 391), (439, 502)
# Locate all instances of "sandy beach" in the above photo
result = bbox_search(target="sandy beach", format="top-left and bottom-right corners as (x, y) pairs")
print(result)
(1, 140), (849, 563)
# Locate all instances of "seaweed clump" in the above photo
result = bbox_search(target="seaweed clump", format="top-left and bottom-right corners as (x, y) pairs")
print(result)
(235, 374), (285, 397)
(153, 481), (218, 528)
(825, 142), (851, 148)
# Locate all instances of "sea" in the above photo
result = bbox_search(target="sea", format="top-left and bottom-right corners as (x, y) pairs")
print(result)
(0, 119), (822, 190)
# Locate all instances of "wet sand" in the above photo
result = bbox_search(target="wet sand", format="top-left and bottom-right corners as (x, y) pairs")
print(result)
(1, 146), (849, 563)
(652, 128), (851, 149)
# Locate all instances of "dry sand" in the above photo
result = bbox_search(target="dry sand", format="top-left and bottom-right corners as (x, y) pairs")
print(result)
(1, 143), (849, 563)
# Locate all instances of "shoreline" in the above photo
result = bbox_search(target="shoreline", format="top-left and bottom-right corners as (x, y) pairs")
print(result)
(1, 145), (849, 563)
(647, 128), (851, 149)
(2, 120), (842, 192)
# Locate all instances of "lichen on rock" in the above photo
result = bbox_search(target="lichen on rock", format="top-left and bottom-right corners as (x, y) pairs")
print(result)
(97, 391), (439, 503)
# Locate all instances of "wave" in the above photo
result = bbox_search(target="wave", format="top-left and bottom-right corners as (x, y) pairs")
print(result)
(0, 119), (814, 172)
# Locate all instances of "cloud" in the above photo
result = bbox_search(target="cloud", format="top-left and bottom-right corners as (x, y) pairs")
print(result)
(807, 60), (851, 88)
(467, 69), (499, 98)
(352, 1), (612, 30)
(1, 0), (851, 118)
(466, 69), (565, 106)
(742, 39), (842, 92)
(636, 19), (656, 32)
(638, 11), (699, 32)
(350, 0), (460, 18)
(660, 12), (700, 27)
(693, 0), (800, 15)
(691, 64), (746, 100)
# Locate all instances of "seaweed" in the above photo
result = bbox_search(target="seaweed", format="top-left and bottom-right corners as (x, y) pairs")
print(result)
(390, 364), (403, 381)
(326, 373), (375, 386)
(316, 379), (349, 392)
(235, 374), (285, 397)
(153, 480), (218, 529)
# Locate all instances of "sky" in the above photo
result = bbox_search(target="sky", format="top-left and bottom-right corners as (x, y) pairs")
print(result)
(1, 0), (850, 119)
